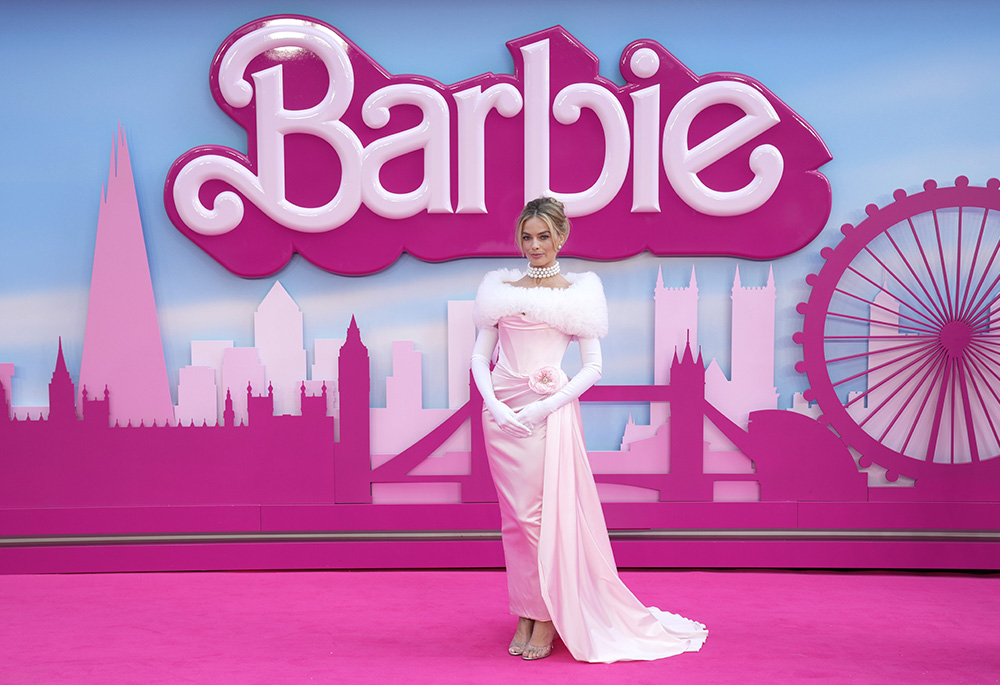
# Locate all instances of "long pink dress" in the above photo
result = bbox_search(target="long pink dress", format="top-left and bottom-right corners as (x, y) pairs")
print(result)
(475, 270), (708, 663)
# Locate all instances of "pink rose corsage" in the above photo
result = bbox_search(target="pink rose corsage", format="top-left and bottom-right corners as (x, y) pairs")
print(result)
(528, 366), (563, 395)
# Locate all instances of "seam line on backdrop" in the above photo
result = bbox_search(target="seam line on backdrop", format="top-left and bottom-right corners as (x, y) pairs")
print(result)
(1, 529), (998, 546)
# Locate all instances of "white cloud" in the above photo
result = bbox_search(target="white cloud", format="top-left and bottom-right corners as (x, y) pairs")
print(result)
(0, 288), (88, 346)
(155, 299), (261, 363)
(295, 270), (477, 317)
(158, 298), (258, 337)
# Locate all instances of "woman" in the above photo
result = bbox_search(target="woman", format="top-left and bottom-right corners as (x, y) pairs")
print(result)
(471, 197), (708, 663)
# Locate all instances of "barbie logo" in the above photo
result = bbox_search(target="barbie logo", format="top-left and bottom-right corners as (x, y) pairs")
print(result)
(165, 15), (831, 276)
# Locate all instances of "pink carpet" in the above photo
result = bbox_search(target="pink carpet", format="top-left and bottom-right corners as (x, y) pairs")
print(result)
(1, 569), (997, 683)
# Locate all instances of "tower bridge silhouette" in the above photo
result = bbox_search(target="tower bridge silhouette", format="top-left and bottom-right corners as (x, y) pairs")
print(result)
(347, 330), (862, 506)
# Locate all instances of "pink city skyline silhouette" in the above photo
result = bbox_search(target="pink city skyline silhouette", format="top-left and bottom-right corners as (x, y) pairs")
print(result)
(1, 129), (996, 573)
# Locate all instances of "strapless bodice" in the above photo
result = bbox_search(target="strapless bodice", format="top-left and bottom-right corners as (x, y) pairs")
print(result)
(495, 315), (572, 375)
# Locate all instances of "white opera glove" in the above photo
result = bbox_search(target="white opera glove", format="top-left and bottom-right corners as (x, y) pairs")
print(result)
(515, 337), (602, 430)
(471, 326), (532, 439)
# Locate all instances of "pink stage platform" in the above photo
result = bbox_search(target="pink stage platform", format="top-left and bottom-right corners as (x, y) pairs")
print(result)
(1, 569), (997, 683)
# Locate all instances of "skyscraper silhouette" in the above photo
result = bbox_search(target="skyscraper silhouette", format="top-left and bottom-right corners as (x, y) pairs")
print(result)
(254, 281), (306, 416)
(78, 128), (174, 426)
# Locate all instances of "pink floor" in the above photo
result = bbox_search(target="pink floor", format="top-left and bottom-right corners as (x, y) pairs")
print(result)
(1, 569), (998, 684)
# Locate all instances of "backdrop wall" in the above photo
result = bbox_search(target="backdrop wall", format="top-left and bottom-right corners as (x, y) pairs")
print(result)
(1, 0), (998, 572)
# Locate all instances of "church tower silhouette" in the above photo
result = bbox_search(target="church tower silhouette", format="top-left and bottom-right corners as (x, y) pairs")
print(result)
(48, 338), (76, 423)
(78, 128), (174, 426)
(336, 316), (372, 503)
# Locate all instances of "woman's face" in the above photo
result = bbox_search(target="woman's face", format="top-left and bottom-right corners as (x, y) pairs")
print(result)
(520, 217), (562, 269)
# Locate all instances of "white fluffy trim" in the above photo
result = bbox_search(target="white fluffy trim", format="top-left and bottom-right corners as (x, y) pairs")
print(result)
(473, 268), (609, 339)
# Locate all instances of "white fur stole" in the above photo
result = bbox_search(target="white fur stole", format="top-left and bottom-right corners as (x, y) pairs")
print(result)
(473, 268), (609, 339)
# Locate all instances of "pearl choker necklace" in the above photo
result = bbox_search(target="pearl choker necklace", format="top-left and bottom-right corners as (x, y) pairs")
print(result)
(527, 261), (560, 279)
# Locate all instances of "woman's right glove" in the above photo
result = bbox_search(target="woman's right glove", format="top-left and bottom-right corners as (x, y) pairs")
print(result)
(471, 326), (532, 438)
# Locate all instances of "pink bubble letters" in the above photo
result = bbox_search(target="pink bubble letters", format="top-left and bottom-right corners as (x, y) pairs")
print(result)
(165, 15), (832, 276)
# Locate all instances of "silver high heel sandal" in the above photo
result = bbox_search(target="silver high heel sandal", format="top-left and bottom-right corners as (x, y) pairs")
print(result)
(521, 642), (554, 661)
(509, 617), (534, 656)
(508, 639), (528, 656)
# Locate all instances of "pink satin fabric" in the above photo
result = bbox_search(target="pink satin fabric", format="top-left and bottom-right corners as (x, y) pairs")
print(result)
(483, 315), (708, 663)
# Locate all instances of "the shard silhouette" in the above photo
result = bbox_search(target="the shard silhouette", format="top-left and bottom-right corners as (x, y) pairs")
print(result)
(78, 127), (174, 426)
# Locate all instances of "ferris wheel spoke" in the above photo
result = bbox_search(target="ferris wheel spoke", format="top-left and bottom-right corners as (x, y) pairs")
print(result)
(954, 207), (964, 316)
(967, 346), (1000, 392)
(969, 334), (1000, 355)
(880, 228), (952, 327)
(833, 339), (938, 389)
(860, 344), (939, 426)
(826, 338), (936, 365)
(905, 217), (953, 323)
(963, 270), (1000, 330)
(964, 349), (1000, 403)
(847, 261), (946, 328)
(966, 344), (1000, 386)
(880, 231), (944, 326)
(949, 360), (959, 459)
(967, 295), (1000, 332)
(859, 247), (947, 327)
(823, 334), (936, 342)
(970, 313), (1000, 336)
(958, 209), (996, 320)
(922, 355), (956, 463)
(954, 359), (983, 462)
(983, 306), (1000, 327)
(899, 349), (950, 454)
(966, 343), (1000, 380)
(845, 342), (942, 408)
(931, 209), (956, 320)
(825, 309), (938, 335)
(969, 307), (1000, 335)
(961, 353), (1000, 453)
(968, 339), (1000, 358)
(834, 287), (943, 331)
(874, 347), (950, 441)
(858, 345), (945, 429)
(963, 345), (1000, 451)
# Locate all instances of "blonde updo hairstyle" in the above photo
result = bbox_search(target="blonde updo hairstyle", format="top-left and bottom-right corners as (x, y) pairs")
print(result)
(515, 196), (570, 256)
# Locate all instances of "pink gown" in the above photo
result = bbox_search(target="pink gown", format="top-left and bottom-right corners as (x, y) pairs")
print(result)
(482, 311), (708, 663)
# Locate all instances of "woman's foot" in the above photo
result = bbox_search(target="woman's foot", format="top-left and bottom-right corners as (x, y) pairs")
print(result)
(522, 619), (555, 661)
(508, 617), (534, 656)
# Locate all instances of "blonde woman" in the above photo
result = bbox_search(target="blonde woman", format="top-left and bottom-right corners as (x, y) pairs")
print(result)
(471, 197), (708, 662)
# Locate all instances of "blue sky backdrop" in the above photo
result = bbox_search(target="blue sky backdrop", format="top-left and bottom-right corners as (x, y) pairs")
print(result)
(2, 0), (999, 446)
